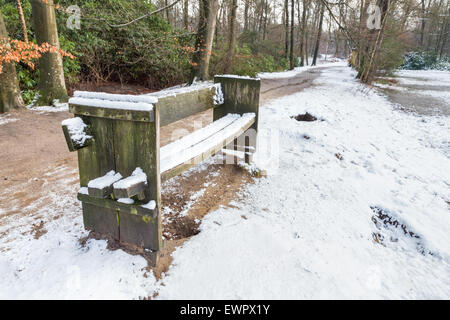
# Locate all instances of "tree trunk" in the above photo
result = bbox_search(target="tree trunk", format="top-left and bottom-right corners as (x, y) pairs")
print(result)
(190, 0), (219, 82)
(16, 0), (28, 43)
(334, 30), (339, 57)
(420, 0), (426, 46)
(258, 0), (265, 35)
(304, 25), (309, 65)
(289, 0), (295, 69)
(224, 0), (238, 73)
(311, 2), (324, 66)
(263, 1), (269, 40)
(298, 0), (306, 66)
(360, 0), (391, 83)
(0, 13), (24, 113)
(244, 0), (249, 31)
(183, 0), (189, 29)
(30, 0), (68, 105)
(284, 0), (289, 59)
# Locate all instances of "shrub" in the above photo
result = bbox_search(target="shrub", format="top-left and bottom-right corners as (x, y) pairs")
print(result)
(402, 51), (450, 71)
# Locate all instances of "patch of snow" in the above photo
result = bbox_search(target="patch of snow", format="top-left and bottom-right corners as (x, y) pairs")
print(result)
(78, 187), (88, 195)
(27, 103), (69, 113)
(0, 114), (18, 126)
(160, 113), (255, 173)
(113, 168), (147, 189)
(216, 74), (261, 80)
(69, 97), (153, 112)
(61, 117), (92, 146)
(258, 61), (345, 79)
(142, 200), (156, 210)
(117, 198), (134, 204)
(87, 170), (122, 189)
(73, 91), (158, 104)
(394, 70), (450, 86)
(161, 113), (240, 161)
(145, 81), (216, 99)
(213, 83), (224, 105)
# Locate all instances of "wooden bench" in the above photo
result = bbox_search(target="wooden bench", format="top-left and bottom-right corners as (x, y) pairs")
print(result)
(62, 75), (260, 265)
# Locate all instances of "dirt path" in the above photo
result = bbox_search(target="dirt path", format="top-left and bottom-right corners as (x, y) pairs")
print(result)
(260, 67), (323, 104)
(0, 67), (323, 276)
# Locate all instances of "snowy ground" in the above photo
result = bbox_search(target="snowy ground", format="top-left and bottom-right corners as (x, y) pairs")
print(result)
(1, 62), (449, 299)
(258, 59), (344, 79)
(374, 69), (450, 116)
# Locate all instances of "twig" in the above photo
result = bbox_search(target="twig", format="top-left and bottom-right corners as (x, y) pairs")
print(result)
(106, 0), (182, 28)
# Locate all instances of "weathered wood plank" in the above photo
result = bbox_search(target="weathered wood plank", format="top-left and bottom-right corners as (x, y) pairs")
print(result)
(157, 86), (216, 127)
(76, 116), (115, 187)
(78, 192), (157, 217)
(87, 171), (122, 198)
(119, 212), (160, 251)
(112, 104), (162, 251)
(61, 119), (93, 152)
(213, 76), (260, 131)
(88, 186), (113, 198)
(113, 180), (146, 199)
(161, 116), (255, 182)
(70, 103), (154, 122)
(82, 202), (119, 239)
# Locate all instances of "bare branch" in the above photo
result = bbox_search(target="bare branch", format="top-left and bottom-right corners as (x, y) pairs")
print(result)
(107, 0), (182, 28)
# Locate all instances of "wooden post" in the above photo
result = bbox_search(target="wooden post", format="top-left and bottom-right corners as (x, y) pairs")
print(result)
(213, 76), (260, 163)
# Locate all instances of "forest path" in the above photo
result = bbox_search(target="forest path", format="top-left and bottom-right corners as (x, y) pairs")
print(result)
(259, 67), (324, 104)
(0, 67), (325, 276)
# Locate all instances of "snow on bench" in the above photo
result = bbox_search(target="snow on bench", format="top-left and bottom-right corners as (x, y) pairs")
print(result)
(69, 91), (156, 111)
(61, 117), (93, 151)
(160, 113), (256, 178)
(87, 170), (123, 198)
(68, 91), (156, 122)
(113, 167), (147, 199)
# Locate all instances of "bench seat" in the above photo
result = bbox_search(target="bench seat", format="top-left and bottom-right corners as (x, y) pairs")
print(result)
(160, 113), (255, 181)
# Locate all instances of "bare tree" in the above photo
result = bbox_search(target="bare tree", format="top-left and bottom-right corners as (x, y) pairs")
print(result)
(190, 0), (219, 82)
(311, 1), (324, 66)
(183, 0), (189, 29)
(289, 0), (295, 69)
(225, 0), (238, 73)
(298, 0), (307, 66)
(244, 0), (249, 31)
(285, 0), (290, 58)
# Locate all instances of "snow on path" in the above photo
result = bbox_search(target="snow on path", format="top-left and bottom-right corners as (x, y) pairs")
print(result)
(0, 114), (18, 126)
(0, 63), (449, 299)
(258, 60), (344, 79)
(156, 64), (450, 299)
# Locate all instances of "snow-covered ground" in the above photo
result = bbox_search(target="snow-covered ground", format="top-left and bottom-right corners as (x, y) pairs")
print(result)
(1, 63), (449, 299)
(156, 64), (450, 299)
(0, 114), (18, 126)
(373, 69), (450, 117)
(258, 59), (345, 79)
